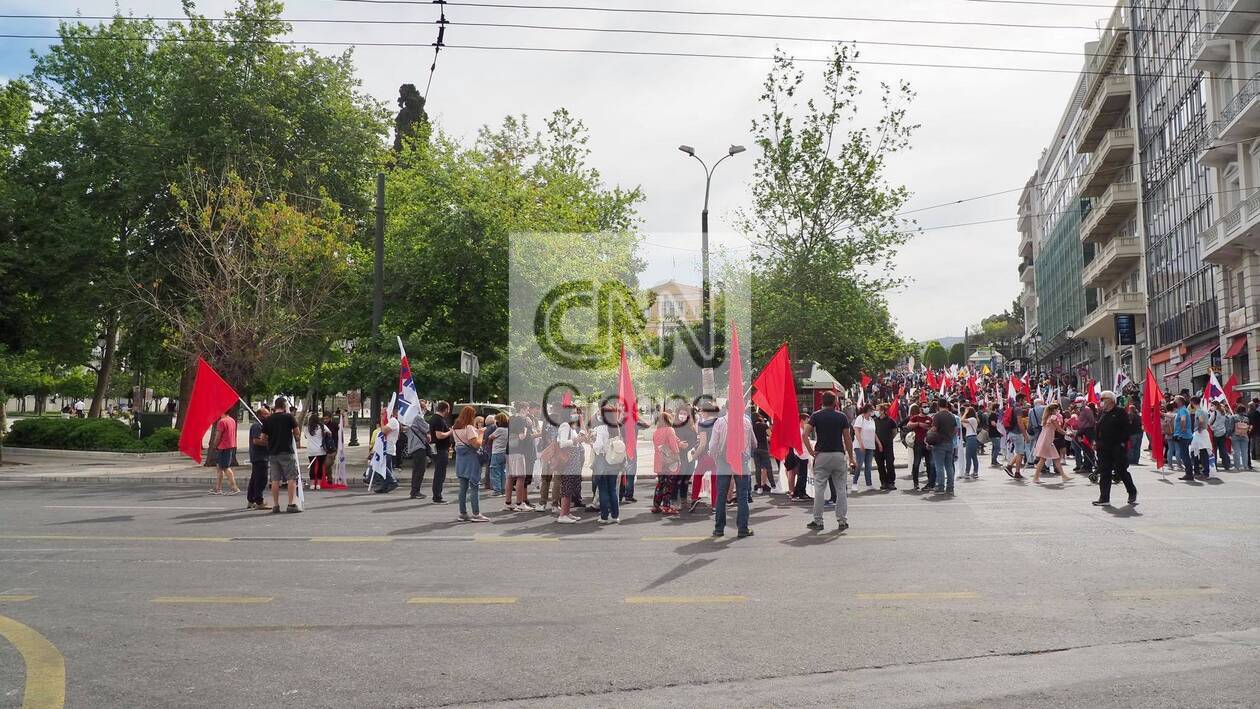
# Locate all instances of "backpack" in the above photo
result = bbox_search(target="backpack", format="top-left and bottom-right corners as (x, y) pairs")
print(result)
(605, 436), (627, 466)
(1235, 419), (1251, 437)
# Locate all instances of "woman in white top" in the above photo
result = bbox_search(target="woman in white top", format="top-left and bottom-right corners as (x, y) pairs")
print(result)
(852, 404), (878, 487)
(555, 411), (589, 523)
(305, 412), (330, 490)
(961, 407), (980, 479)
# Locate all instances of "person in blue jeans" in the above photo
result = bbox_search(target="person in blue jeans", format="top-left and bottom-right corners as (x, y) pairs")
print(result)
(1172, 397), (1195, 480)
(930, 399), (959, 494)
(961, 406), (980, 478)
(487, 413), (509, 495)
(709, 405), (754, 538)
(851, 404), (878, 487)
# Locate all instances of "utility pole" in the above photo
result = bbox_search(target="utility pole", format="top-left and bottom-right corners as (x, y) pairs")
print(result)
(371, 172), (385, 428)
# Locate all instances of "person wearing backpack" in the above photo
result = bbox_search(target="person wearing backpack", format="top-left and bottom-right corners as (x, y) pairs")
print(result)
(1208, 400), (1233, 471)
(592, 405), (626, 524)
(1232, 404), (1253, 471)
(1003, 394), (1031, 479)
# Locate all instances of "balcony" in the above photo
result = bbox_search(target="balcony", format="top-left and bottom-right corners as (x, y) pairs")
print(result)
(1225, 305), (1259, 335)
(1077, 291), (1147, 341)
(1191, 16), (1230, 73)
(1077, 76), (1132, 154)
(1082, 6), (1129, 108)
(1200, 188), (1260, 264)
(1197, 120), (1236, 169)
(1079, 181), (1139, 244)
(1019, 259), (1035, 285)
(1018, 228), (1033, 258)
(1078, 128), (1136, 197)
(1082, 236), (1142, 289)
(1020, 286), (1036, 309)
(1217, 73), (1260, 147)
(1214, 0), (1260, 38)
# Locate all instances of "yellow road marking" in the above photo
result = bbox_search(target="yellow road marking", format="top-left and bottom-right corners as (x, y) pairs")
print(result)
(855, 592), (979, 601)
(151, 596), (273, 604)
(0, 595), (36, 602)
(407, 596), (517, 605)
(0, 534), (231, 543)
(473, 535), (558, 543)
(625, 595), (747, 604)
(1107, 588), (1222, 599)
(0, 613), (66, 709)
(309, 536), (393, 543)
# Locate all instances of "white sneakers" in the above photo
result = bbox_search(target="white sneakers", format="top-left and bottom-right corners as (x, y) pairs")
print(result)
(556, 514), (580, 524)
(597, 517), (621, 525)
(513, 502), (535, 512)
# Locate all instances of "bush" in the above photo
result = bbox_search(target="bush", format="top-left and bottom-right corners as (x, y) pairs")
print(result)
(3, 417), (182, 453)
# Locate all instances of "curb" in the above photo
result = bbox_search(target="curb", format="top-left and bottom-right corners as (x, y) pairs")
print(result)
(0, 447), (186, 461)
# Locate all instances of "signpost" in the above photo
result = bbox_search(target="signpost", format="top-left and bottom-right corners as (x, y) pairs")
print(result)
(461, 351), (479, 403)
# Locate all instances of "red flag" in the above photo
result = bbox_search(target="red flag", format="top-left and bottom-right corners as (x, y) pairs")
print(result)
(751, 344), (803, 461)
(1141, 367), (1165, 469)
(860, 373), (872, 390)
(967, 374), (978, 402)
(617, 345), (638, 462)
(177, 357), (241, 464)
(725, 324), (747, 473)
(888, 385), (905, 420)
(1224, 373), (1240, 406)
(1087, 379), (1101, 406)
(925, 369), (939, 390)
(561, 390), (574, 408)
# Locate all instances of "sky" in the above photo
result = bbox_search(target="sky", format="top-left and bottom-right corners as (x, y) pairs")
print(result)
(0, 0), (1120, 342)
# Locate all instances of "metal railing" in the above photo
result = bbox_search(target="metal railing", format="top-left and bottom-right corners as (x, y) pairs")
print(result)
(1219, 73), (1260, 127)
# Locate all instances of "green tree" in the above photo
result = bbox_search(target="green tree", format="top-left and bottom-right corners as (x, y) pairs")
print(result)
(739, 47), (918, 379)
(923, 341), (948, 369)
(948, 342), (966, 367)
(381, 110), (643, 402)
(134, 170), (362, 397)
(12, 2), (389, 420)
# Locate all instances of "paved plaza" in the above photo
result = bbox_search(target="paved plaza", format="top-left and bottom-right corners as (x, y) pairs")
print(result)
(2, 460), (1259, 708)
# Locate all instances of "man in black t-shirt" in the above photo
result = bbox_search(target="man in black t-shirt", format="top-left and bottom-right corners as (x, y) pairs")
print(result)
(263, 397), (302, 513)
(428, 401), (453, 503)
(802, 392), (856, 532)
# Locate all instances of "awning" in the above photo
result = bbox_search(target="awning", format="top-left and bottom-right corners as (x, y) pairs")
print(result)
(1163, 342), (1220, 379)
(1225, 335), (1248, 359)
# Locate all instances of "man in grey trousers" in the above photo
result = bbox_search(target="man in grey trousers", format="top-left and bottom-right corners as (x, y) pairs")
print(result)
(803, 391), (857, 532)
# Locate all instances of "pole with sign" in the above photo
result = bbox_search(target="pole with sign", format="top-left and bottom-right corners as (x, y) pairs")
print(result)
(461, 351), (479, 403)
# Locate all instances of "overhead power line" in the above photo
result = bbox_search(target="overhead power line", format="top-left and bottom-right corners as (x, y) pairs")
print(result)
(968, 0), (1260, 16)
(18, 13), (1260, 69)
(328, 0), (1260, 39)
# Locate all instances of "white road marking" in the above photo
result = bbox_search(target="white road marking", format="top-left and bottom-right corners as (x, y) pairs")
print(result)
(41, 505), (223, 511)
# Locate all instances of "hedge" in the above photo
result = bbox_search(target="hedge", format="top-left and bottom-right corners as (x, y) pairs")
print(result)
(3, 417), (182, 453)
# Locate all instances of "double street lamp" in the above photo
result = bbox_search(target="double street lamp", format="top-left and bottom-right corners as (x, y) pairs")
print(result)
(678, 143), (745, 368)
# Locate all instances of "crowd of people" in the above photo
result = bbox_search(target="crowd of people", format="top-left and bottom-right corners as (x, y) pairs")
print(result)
(214, 366), (1260, 535)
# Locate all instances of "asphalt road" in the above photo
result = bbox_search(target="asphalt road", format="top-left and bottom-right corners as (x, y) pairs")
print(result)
(1, 461), (1259, 708)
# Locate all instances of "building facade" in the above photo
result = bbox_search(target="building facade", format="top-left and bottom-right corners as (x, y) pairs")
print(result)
(1190, 0), (1260, 385)
(1133, 1), (1220, 394)
(643, 279), (703, 338)
(1031, 68), (1093, 383)
(1074, 5), (1149, 387)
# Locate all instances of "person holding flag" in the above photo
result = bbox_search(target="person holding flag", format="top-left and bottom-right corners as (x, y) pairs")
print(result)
(711, 325), (754, 539)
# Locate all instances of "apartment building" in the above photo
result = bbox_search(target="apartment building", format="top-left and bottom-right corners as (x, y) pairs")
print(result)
(1190, 0), (1260, 385)
(1017, 175), (1039, 344)
(1134, 2), (1221, 393)
(1031, 72), (1093, 382)
(1074, 5), (1149, 385)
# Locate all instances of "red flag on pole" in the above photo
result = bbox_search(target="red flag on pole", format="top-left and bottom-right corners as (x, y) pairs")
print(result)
(860, 373), (872, 390)
(888, 385), (905, 420)
(1224, 373), (1240, 406)
(725, 324), (747, 474)
(177, 357), (241, 464)
(925, 369), (939, 390)
(1087, 379), (1101, 406)
(1141, 367), (1165, 469)
(617, 344), (638, 462)
(751, 343), (803, 461)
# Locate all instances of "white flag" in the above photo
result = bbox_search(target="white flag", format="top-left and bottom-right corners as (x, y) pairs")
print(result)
(397, 337), (421, 426)
(1115, 370), (1130, 391)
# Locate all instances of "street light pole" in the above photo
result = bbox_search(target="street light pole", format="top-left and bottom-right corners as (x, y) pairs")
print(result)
(678, 144), (745, 369)
(371, 172), (385, 428)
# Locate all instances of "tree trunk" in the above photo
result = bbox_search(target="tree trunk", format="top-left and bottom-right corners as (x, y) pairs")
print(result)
(305, 344), (329, 415)
(89, 314), (120, 418)
(175, 359), (196, 430)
